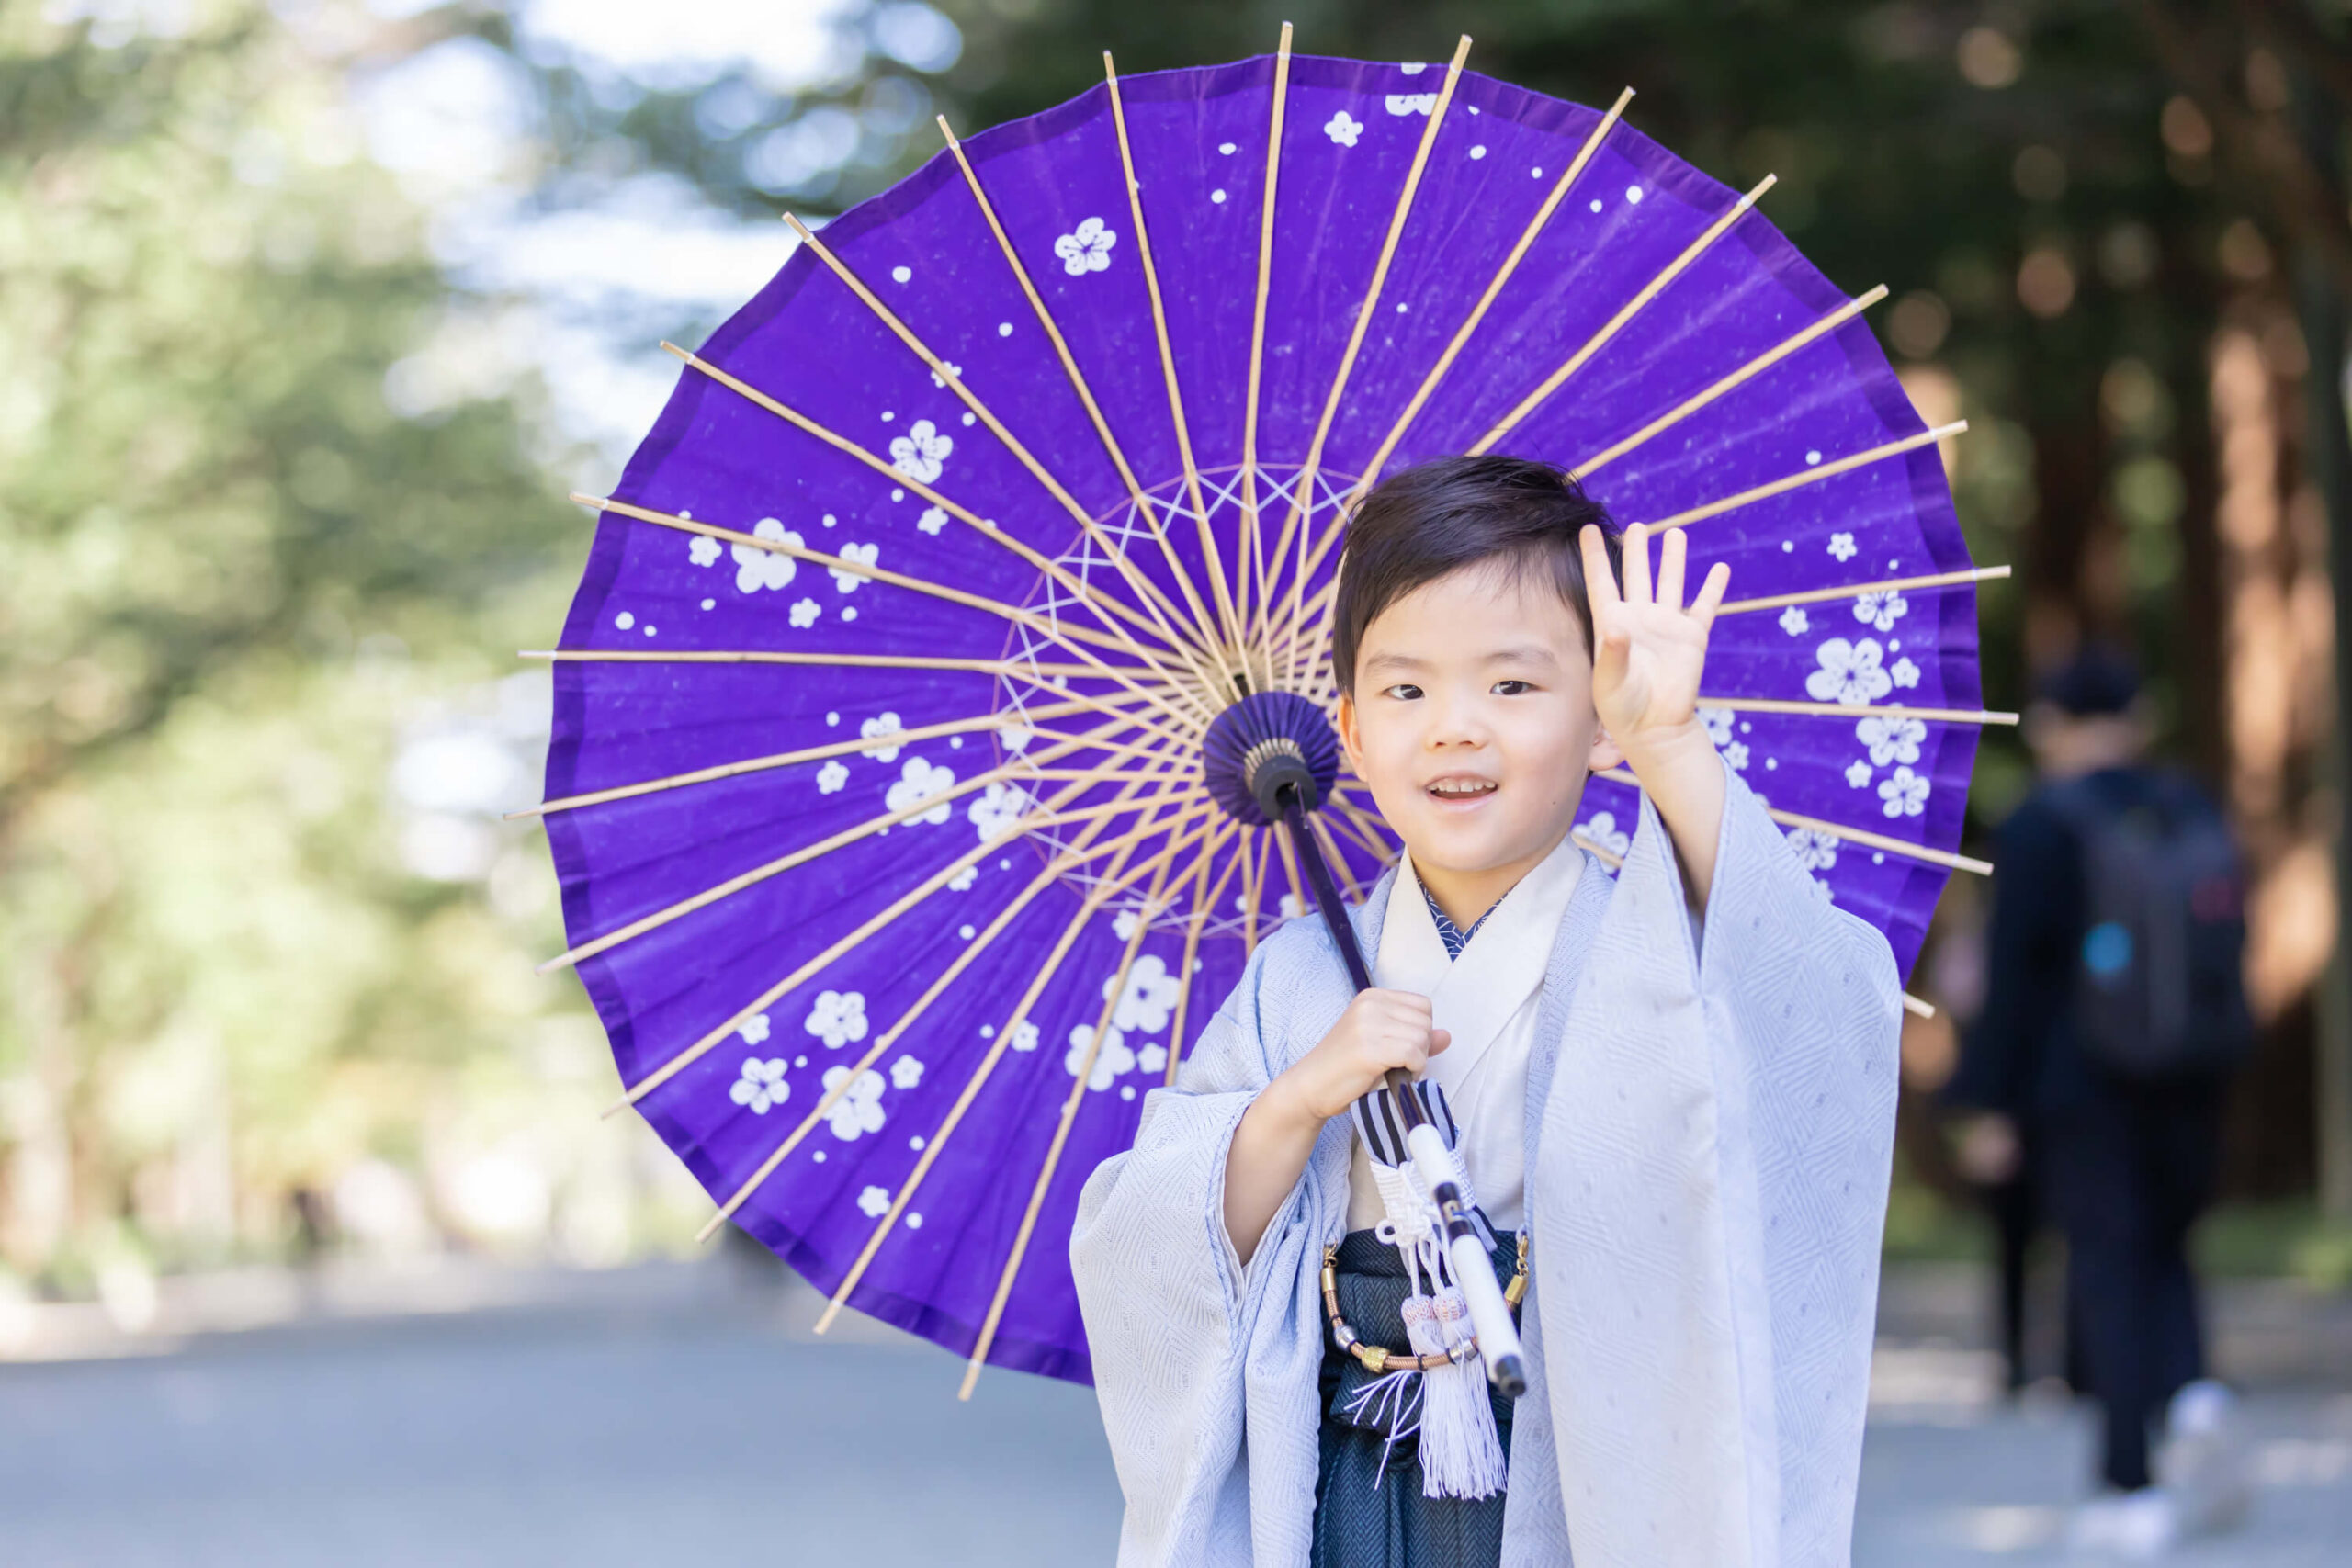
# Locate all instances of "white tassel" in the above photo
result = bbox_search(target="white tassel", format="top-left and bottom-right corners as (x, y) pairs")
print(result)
(1412, 1285), (1507, 1499)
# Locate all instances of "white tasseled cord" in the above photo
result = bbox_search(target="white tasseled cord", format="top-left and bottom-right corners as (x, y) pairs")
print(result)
(1367, 1148), (1509, 1499)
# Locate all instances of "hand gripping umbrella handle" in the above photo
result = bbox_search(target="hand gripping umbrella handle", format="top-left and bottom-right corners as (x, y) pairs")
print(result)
(1277, 788), (1529, 1400)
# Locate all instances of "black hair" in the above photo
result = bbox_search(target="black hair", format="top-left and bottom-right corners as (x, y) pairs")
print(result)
(2036, 643), (2142, 716)
(1330, 455), (1623, 696)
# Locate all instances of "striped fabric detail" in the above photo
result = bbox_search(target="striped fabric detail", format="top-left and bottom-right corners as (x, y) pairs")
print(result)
(1348, 1076), (1498, 1252)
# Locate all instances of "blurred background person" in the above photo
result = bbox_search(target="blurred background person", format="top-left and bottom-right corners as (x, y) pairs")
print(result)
(1947, 645), (2253, 1553)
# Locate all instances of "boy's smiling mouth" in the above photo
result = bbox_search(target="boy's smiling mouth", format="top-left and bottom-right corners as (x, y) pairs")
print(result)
(1425, 773), (1498, 802)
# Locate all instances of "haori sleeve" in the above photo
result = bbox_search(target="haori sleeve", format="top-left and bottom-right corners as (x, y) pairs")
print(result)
(1069, 930), (1312, 1567)
(1527, 764), (1901, 1565)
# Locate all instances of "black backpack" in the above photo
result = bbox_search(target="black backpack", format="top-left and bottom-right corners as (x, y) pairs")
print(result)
(2044, 773), (2254, 1081)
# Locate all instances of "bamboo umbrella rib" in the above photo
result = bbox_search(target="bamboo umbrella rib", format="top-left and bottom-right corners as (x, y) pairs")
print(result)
(1571, 829), (1935, 1016)
(662, 342), (1204, 681)
(1569, 286), (1889, 479)
(1100, 56), (1249, 668)
(779, 214), (1216, 669)
(520, 649), (1109, 681)
(544, 720), (1165, 974)
(619, 761), (1167, 1122)
(514, 694), (1137, 819)
(1465, 174), (1778, 458)
(1270, 810), (1307, 927)
(1240, 828), (1266, 957)
(1336, 86), (1634, 522)
(1275, 446), (1982, 666)
(959, 815), (1232, 1397)
(1591, 767), (1992, 874)
(1266, 35), (1473, 660)
(813, 801), (1220, 1334)
(1323, 797), (1402, 874)
(933, 118), (1241, 682)
(1163, 842), (1245, 1084)
(1634, 422), (1969, 532)
(575, 493), (1215, 732)
(1696, 696), (2020, 725)
(687, 773), (1202, 1234)
(1717, 564), (2009, 617)
(1306, 813), (1376, 902)
(1239, 22), (1295, 632)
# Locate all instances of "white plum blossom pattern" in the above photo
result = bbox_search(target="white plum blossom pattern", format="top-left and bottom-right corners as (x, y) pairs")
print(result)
(819, 1066), (887, 1140)
(968, 780), (1032, 841)
(948, 864), (978, 892)
(804, 989), (868, 1049)
(929, 360), (961, 389)
(1723, 741), (1751, 772)
(1857, 714), (1926, 767)
(816, 759), (849, 795)
(1066, 1023), (1136, 1091)
(1891, 656), (1922, 689)
(1107, 955), (1182, 1033)
(739, 1013), (772, 1045)
(1112, 910), (1140, 942)
(1385, 93), (1438, 115)
(860, 712), (904, 762)
(1053, 217), (1118, 276)
(1785, 827), (1839, 872)
(829, 541), (879, 592)
(1576, 811), (1630, 858)
(917, 505), (947, 535)
(730, 1057), (789, 1114)
(789, 597), (820, 628)
(1845, 759), (1873, 789)
(689, 534), (721, 568)
(1853, 589), (1909, 633)
(1878, 766), (1932, 818)
(1779, 605), (1810, 637)
(1007, 1020), (1041, 1053)
(888, 419), (953, 483)
(889, 1056), (923, 1091)
(1278, 893), (1306, 919)
(734, 518), (801, 593)
(1137, 1043), (1168, 1075)
(856, 1185), (891, 1218)
(1699, 705), (1734, 746)
(887, 757), (956, 825)
(1806, 637), (1894, 705)
(1826, 533), (1858, 562)
(1325, 109), (1363, 146)
(997, 724), (1035, 754)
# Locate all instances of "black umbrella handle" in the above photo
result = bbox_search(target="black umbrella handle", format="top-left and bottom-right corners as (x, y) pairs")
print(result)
(1274, 787), (1528, 1399)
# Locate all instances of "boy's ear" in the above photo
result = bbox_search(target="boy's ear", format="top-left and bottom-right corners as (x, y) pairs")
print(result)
(1587, 720), (1625, 773)
(1335, 692), (1363, 773)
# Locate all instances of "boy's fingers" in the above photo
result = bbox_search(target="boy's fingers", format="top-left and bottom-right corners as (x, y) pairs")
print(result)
(1623, 522), (1652, 606)
(1579, 525), (1621, 614)
(1427, 1027), (1452, 1055)
(1691, 560), (1732, 624)
(1657, 527), (1687, 609)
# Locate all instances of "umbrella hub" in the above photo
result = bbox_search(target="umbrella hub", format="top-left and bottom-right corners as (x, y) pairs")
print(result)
(1201, 691), (1340, 826)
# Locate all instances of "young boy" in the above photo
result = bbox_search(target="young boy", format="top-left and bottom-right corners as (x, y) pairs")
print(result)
(1073, 457), (1903, 1568)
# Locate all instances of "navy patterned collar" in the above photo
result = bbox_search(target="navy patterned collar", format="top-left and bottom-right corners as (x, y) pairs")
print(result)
(1419, 883), (1495, 961)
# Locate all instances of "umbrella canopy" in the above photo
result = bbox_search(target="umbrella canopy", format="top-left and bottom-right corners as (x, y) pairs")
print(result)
(532, 31), (1996, 1395)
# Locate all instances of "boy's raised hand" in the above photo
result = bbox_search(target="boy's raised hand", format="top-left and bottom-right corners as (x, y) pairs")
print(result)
(1579, 522), (1731, 745)
(1579, 522), (1734, 906)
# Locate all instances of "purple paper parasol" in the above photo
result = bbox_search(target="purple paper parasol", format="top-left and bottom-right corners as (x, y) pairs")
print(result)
(534, 32), (1993, 1396)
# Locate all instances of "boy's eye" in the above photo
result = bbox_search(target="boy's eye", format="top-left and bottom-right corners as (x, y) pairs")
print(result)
(1382, 683), (1423, 701)
(1492, 680), (1532, 696)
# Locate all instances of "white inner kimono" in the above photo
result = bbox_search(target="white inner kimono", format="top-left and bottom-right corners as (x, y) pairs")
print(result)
(1346, 836), (1586, 1234)
(1072, 767), (1904, 1568)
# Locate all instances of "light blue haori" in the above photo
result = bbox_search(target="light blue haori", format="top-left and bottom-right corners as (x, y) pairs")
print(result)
(1070, 764), (1904, 1567)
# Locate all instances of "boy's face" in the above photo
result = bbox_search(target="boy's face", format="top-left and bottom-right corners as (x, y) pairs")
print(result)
(1336, 563), (1623, 894)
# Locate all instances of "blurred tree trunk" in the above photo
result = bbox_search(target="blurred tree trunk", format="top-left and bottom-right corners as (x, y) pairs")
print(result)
(2291, 73), (2352, 1219)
